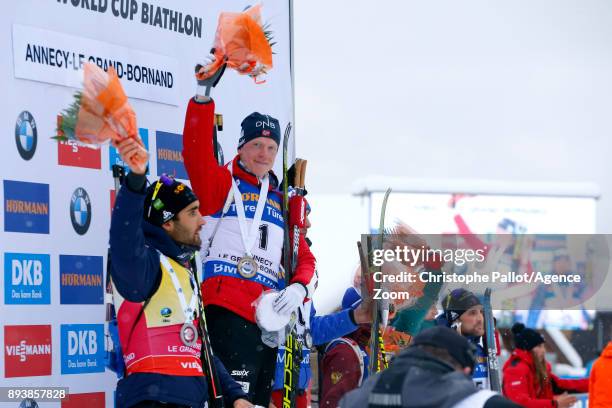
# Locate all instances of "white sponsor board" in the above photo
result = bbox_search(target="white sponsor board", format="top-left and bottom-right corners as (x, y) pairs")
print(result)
(13, 24), (180, 106)
(1, 0), (294, 403)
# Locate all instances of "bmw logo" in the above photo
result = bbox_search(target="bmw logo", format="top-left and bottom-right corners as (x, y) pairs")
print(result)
(15, 111), (37, 160)
(70, 187), (92, 235)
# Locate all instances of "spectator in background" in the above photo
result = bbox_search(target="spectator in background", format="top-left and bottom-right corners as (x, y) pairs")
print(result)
(503, 323), (588, 408)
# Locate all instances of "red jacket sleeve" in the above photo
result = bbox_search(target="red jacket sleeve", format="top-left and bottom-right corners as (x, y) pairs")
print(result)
(321, 344), (362, 408)
(503, 362), (556, 408)
(551, 374), (589, 394)
(182, 98), (232, 216)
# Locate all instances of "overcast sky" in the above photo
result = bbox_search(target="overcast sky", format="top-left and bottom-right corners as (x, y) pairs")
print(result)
(292, 0), (612, 231)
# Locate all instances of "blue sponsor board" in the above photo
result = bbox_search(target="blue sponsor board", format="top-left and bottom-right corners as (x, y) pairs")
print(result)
(156, 130), (187, 180)
(4, 253), (50, 304)
(3, 180), (49, 234)
(109, 128), (150, 174)
(60, 324), (105, 374)
(59, 255), (103, 304)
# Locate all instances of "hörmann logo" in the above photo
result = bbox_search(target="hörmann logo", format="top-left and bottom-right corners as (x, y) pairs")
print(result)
(59, 255), (103, 305)
(15, 111), (37, 160)
(70, 187), (91, 235)
(4, 180), (50, 234)
(156, 130), (187, 179)
(4, 253), (50, 305)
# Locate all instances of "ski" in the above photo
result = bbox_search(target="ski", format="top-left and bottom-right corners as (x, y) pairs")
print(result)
(483, 287), (501, 392)
(196, 288), (225, 408)
(281, 123), (302, 408)
(368, 188), (391, 373)
(105, 164), (126, 378)
(282, 123), (292, 277)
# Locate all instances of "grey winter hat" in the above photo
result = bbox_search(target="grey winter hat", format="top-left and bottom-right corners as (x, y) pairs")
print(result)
(411, 326), (477, 369)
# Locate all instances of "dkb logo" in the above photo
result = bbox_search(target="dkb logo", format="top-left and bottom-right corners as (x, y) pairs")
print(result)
(4, 253), (50, 304)
(61, 324), (104, 374)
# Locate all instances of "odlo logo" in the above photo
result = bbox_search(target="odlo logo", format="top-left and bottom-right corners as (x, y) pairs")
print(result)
(70, 187), (91, 235)
(15, 111), (37, 161)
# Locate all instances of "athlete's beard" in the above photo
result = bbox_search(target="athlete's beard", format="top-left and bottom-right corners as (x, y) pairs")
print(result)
(171, 221), (202, 249)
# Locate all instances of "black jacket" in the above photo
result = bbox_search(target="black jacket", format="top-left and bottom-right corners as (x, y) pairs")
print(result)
(340, 347), (520, 408)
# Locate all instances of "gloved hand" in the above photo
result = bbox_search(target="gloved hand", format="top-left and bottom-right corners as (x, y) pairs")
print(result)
(272, 283), (306, 315)
(195, 51), (227, 96)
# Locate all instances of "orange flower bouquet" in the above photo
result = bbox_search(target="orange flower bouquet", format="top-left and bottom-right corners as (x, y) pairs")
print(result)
(196, 4), (274, 84)
(55, 62), (147, 168)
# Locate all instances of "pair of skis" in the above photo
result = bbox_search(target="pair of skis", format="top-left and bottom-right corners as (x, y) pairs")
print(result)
(357, 188), (392, 374)
(281, 123), (308, 408)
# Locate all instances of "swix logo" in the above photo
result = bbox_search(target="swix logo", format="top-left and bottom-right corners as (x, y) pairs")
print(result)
(4, 325), (52, 377)
(299, 199), (306, 224)
(262, 129), (271, 136)
(256, 116), (276, 129)
(231, 369), (250, 377)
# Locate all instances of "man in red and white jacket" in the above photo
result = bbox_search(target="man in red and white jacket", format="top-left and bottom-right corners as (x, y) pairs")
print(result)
(182, 60), (316, 407)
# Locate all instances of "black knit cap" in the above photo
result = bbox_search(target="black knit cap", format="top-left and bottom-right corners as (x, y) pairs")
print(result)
(143, 175), (198, 226)
(512, 323), (545, 350)
(412, 326), (477, 370)
(238, 112), (281, 149)
(442, 288), (482, 325)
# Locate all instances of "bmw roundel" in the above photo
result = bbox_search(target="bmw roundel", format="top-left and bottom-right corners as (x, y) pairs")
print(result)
(70, 187), (92, 235)
(15, 111), (37, 161)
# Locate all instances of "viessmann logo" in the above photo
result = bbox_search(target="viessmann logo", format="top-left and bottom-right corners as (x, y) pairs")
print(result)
(4, 325), (52, 378)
